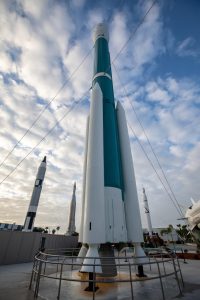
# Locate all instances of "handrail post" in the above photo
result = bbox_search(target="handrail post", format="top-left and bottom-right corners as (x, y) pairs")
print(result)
(181, 248), (187, 264)
(128, 261), (134, 300)
(57, 262), (64, 300)
(56, 256), (59, 277)
(72, 255), (74, 271)
(172, 257), (183, 296)
(29, 258), (36, 290)
(33, 258), (39, 282)
(34, 259), (43, 298)
(161, 253), (166, 276)
(176, 256), (184, 287)
(156, 260), (166, 300)
(93, 260), (95, 300)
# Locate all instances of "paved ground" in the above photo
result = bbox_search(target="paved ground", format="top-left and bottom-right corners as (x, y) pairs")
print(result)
(0, 259), (199, 300)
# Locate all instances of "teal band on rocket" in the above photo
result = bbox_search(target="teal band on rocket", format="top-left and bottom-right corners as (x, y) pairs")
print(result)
(93, 36), (123, 190)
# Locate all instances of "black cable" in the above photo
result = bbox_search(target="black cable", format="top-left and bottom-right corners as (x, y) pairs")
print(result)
(0, 88), (91, 186)
(0, 47), (93, 169)
(0, 0), (157, 185)
(113, 62), (184, 217)
(112, 0), (157, 64)
(127, 122), (183, 218)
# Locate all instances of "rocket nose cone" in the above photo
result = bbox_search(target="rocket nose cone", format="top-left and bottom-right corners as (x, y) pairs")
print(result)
(42, 156), (46, 163)
(93, 23), (109, 43)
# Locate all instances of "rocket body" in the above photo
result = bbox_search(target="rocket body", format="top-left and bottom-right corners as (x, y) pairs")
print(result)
(66, 182), (76, 235)
(143, 188), (153, 236)
(80, 24), (145, 272)
(23, 156), (47, 232)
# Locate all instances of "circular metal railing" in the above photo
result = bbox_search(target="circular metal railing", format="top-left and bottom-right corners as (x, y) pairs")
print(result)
(29, 247), (184, 300)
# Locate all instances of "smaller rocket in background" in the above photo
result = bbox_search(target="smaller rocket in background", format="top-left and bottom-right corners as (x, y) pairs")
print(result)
(66, 182), (76, 235)
(143, 188), (153, 236)
(23, 156), (47, 232)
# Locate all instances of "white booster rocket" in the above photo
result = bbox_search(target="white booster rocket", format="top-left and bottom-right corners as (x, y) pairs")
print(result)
(79, 24), (145, 273)
(23, 156), (47, 232)
(66, 182), (76, 235)
(143, 188), (153, 236)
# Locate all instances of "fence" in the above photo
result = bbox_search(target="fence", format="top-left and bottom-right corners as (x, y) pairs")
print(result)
(30, 247), (184, 300)
(0, 231), (78, 265)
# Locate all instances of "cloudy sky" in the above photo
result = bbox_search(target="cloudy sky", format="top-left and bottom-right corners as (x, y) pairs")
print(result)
(0, 0), (200, 234)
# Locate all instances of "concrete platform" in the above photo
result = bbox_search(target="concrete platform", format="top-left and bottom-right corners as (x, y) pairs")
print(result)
(0, 260), (200, 300)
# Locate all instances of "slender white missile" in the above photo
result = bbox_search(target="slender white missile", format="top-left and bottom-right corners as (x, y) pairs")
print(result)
(143, 188), (153, 236)
(23, 156), (47, 232)
(66, 182), (76, 235)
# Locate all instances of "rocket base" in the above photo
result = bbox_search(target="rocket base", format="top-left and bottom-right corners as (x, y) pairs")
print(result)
(84, 272), (99, 292)
(80, 244), (102, 274)
(136, 265), (147, 277)
(77, 244), (88, 264)
(133, 243), (148, 264)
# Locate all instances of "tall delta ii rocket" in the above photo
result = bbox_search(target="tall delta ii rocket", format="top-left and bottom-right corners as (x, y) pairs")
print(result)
(79, 23), (145, 273)
(66, 182), (76, 235)
(23, 156), (47, 232)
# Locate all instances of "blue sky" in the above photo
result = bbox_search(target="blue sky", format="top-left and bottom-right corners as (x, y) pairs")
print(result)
(0, 0), (200, 233)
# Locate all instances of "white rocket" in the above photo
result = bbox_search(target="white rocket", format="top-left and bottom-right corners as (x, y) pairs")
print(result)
(23, 156), (47, 232)
(79, 23), (146, 273)
(66, 182), (76, 235)
(143, 188), (153, 236)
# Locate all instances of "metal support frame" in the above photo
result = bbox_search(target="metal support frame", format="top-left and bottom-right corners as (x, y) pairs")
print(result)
(29, 248), (184, 300)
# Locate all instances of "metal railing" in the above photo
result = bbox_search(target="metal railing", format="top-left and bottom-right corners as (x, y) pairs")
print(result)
(29, 247), (184, 300)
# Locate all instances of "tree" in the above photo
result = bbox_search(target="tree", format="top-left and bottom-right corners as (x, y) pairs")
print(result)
(44, 226), (49, 233)
(56, 226), (60, 234)
(52, 229), (56, 234)
(176, 224), (191, 242)
(33, 227), (45, 233)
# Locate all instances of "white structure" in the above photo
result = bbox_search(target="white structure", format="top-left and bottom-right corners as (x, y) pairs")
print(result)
(66, 182), (76, 235)
(185, 198), (200, 230)
(23, 156), (47, 232)
(143, 188), (153, 236)
(79, 23), (146, 273)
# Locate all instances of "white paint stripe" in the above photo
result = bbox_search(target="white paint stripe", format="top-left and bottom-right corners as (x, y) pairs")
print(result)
(23, 217), (31, 231)
(28, 205), (38, 213)
(93, 36), (108, 43)
(93, 72), (111, 81)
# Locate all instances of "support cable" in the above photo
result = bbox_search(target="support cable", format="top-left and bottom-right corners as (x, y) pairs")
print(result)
(112, 0), (157, 64)
(0, 88), (91, 186)
(127, 122), (183, 218)
(0, 0), (157, 185)
(113, 62), (184, 217)
(0, 47), (93, 169)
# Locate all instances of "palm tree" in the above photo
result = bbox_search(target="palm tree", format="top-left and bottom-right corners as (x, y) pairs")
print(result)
(56, 226), (60, 234)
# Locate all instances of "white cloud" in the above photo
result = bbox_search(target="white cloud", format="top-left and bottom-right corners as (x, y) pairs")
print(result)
(130, 1), (164, 70)
(176, 37), (199, 58)
(0, 0), (199, 235)
(146, 81), (171, 104)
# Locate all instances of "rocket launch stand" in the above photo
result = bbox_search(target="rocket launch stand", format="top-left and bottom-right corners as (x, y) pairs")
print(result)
(84, 272), (99, 292)
(30, 247), (184, 300)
